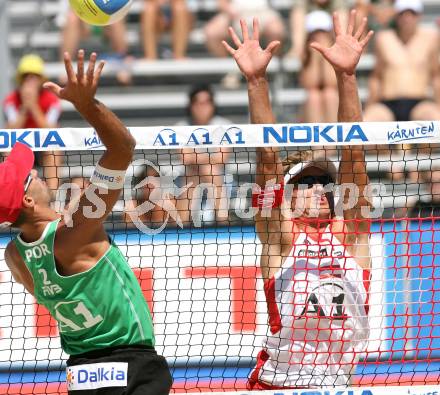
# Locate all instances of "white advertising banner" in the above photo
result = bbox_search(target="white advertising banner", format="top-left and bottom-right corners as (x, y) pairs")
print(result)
(0, 121), (438, 151)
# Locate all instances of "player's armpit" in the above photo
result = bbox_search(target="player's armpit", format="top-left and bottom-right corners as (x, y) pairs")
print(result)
(4, 243), (35, 295)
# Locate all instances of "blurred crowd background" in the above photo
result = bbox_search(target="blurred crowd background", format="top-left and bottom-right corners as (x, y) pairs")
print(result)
(2, 0), (440, 228)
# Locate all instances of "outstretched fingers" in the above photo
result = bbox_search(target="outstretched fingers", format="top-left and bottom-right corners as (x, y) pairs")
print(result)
(309, 41), (327, 56)
(77, 49), (85, 81)
(333, 12), (342, 37)
(346, 9), (356, 36)
(63, 52), (77, 84)
(354, 17), (368, 40)
(252, 18), (260, 41)
(86, 52), (97, 84)
(360, 30), (374, 48)
(222, 40), (236, 56)
(228, 26), (242, 48)
(43, 81), (63, 97)
(93, 60), (105, 87)
(240, 19), (249, 41)
(265, 40), (281, 55)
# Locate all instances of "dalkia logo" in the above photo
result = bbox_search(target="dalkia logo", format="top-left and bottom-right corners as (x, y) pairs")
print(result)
(67, 362), (128, 390)
(387, 122), (435, 143)
(66, 368), (74, 386)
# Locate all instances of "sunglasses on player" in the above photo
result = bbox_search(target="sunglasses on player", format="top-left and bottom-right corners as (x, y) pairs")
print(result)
(294, 174), (334, 188)
(24, 173), (33, 193)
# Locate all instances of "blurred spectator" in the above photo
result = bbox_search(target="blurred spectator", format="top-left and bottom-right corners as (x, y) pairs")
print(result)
(364, 0), (440, 122)
(56, 0), (132, 85)
(177, 84), (231, 126)
(299, 11), (338, 123)
(409, 169), (440, 218)
(141, 0), (193, 60)
(288, 0), (348, 59)
(205, 0), (285, 88)
(2, 54), (62, 191)
(177, 84), (232, 224)
(355, 0), (395, 30)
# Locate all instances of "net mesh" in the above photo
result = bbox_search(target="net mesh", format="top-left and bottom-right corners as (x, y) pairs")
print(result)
(1, 128), (440, 393)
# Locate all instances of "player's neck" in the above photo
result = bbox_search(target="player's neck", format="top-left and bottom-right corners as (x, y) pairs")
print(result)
(19, 209), (59, 243)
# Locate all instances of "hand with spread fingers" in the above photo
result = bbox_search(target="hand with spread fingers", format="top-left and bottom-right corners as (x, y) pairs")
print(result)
(44, 50), (105, 110)
(310, 10), (374, 75)
(222, 18), (280, 83)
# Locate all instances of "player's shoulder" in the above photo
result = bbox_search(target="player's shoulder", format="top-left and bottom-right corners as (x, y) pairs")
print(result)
(3, 90), (19, 106)
(418, 26), (438, 36)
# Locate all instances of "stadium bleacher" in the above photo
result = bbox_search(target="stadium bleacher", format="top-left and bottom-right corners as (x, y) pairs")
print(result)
(5, 0), (440, 126)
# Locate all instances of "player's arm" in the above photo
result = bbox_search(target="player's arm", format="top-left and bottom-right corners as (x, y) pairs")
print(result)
(4, 242), (35, 295)
(44, 50), (136, 235)
(311, 10), (373, 268)
(223, 19), (290, 279)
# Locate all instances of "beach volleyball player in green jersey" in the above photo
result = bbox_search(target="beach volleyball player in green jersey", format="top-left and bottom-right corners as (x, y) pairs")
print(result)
(1, 50), (172, 394)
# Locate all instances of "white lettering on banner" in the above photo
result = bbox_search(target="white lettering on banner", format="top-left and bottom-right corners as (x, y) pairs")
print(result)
(83, 131), (104, 149)
(67, 362), (127, 391)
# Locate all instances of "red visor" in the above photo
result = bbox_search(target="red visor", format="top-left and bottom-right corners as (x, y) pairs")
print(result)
(0, 143), (35, 227)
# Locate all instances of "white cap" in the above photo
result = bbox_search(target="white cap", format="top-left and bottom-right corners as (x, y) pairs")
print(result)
(284, 159), (338, 185)
(305, 10), (333, 34)
(394, 0), (423, 14)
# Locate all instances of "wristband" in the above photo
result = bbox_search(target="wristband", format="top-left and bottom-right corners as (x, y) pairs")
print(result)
(251, 184), (284, 209)
(90, 164), (126, 190)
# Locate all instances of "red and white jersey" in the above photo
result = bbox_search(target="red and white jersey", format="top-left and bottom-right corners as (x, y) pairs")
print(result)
(3, 89), (61, 128)
(252, 225), (370, 388)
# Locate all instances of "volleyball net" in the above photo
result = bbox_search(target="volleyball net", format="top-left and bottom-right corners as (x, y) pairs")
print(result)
(0, 121), (440, 394)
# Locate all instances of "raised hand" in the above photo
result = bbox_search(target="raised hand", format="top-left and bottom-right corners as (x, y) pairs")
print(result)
(43, 50), (105, 110)
(222, 18), (280, 82)
(310, 10), (374, 75)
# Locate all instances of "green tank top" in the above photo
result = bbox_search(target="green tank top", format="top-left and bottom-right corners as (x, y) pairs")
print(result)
(14, 219), (155, 355)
